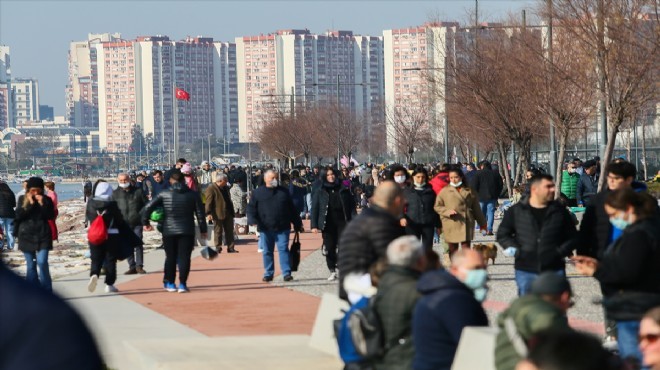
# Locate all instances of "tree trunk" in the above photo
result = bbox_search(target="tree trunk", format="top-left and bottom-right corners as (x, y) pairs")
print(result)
(598, 125), (620, 191)
(641, 120), (648, 180)
(555, 133), (568, 199)
(498, 141), (513, 198)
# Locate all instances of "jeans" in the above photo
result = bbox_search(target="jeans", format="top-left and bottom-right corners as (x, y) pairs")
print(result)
(23, 249), (52, 291)
(479, 199), (497, 232)
(259, 230), (291, 278)
(514, 269), (565, 296)
(163, 234), (195, 285)
(616, 321), (643, 365)
(0, 218), (15, 249)
(303, 193), (312, 217)
(127, 226), (144, 269)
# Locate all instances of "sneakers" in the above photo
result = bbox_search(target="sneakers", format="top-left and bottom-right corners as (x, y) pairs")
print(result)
(257, 248), (263, 253)
(125, 268), (138, 275)
(87, 275), (99, 292)
(164, 282), (178, 292)
(178, 283), (189, 293)
(262, 276), (273, 282)
(136, 267), (147, 274)
(105, 284), (118, 293)
(283, 275), (294, 282)
(327, 271), (338, 281)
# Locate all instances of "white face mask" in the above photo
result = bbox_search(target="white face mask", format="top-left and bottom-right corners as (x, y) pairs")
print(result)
(269, 179), (278, 188)
(450, 181), (463, 187)
(394, 175), (406, 184)
(414, 181), (426, 187)
(118, 182), (130, 189)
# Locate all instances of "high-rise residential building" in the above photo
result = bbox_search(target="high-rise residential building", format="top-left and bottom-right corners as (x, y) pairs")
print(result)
(66, 33), (122, 128)
(0, 45), (11, 130)
(11, 78), (40, 126)
(235, 29), (385, 143)
(213, 41), (238, 142)
(383, 22), (458, 154)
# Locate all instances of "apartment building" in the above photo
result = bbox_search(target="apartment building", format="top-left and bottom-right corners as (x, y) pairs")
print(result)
(0, 45), (11, 130)
(11, 78), (40, 126)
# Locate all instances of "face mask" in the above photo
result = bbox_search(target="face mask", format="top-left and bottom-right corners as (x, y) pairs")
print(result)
(269, 180), (278, 187)
(568, 168), (576, 174)
(609, 214), (631, 230)
(461, 268), (488, 302)
(118, 183), (130, 189)
(394, 175), (406, 184)
(414, 181), (426, 188)
(450, 181), (463, 187)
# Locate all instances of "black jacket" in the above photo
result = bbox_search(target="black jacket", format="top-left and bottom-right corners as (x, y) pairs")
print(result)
(595, 216), (660, 321)
(14, 196), (55, 252)
(310, 184), (355, 231)
(576, 173), (598, 205)
(86, 198), (141, 259)
(413, 269), (489, 370)
(247, 185), (302, 232)
(0, 189), (16, 218)
(113, 186), (145, 227)
(337, 206), (405, 298)
(470, 169), (503, 202)
(142, 183), (207, 237)
(496, 197), (577, 273)
(403, 185), (437, 226)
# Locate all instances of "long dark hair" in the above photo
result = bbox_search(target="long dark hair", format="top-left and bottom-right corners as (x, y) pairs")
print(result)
(319, 166), (339, 186)
(605, 188), (657, 220)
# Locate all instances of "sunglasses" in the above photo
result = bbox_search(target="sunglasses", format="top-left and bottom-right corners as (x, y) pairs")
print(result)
(639, 333), (660, 344)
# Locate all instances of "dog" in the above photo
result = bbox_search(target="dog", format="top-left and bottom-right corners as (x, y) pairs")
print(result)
(473, 243), (497, 265)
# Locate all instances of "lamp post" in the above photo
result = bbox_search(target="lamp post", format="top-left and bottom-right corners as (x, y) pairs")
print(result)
(69, 127), (85, 177)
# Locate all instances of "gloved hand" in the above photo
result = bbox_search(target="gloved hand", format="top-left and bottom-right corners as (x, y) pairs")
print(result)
(503, 247), (518, 258)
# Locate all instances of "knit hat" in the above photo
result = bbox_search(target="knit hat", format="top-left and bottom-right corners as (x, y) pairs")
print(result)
(181, 163), (193, 175)
(531, 272), (572, 296)
(201, 160), (209, 167)
(94, 182), (113, 200)
(26, 177), (44, 190)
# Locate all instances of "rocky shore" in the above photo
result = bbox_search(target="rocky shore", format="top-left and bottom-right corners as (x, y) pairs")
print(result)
(1, 199), (163, 279)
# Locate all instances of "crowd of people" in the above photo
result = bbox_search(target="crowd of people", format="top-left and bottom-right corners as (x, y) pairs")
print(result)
(0, 155), (659, 370)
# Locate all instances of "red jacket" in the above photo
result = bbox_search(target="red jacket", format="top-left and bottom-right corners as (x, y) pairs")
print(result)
(429, 172), (450, 195)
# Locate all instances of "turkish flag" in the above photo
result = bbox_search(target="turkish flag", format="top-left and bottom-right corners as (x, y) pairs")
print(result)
(175, 87), (190, 101)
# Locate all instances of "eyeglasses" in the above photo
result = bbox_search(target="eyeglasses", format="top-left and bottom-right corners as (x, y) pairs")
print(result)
(639, 333), (660, 344)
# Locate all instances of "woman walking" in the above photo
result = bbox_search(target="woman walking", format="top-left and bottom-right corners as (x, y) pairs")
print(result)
(0, 182), (16, 251)
(44, 181), (59, 242)
(143, 171), (207, 293)
(573, 189), (660, 366)
(402, 168), (437, 250)
(434, 168), (487, 258)
(311, 167), (355, 281)
(15, 177), (55, 291)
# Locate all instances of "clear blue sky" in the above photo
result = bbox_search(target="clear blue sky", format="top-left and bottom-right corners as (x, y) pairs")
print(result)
(0, 0), (536, 116)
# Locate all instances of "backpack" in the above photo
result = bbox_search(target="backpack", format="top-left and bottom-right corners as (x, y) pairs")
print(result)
(88, 210), (108, 246)
(334, 296), (386, 364)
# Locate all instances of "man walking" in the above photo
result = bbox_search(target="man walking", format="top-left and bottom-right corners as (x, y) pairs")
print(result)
(470, 160), (503, 235)
(247, 170), (302, 282)
(497, 174), (577, 296)
(205, 173), (237, 254)
(576, 160), (598, 206)
(114, 173), (147, 275)
(197, 161), (214, 194)
(144, 170), (168, 200)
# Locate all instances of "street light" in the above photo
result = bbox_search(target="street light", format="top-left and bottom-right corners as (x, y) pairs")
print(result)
(68, 127), (85, 177)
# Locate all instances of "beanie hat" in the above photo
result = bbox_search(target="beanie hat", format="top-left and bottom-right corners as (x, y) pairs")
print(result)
(94, 182), (113, 200)
(181, 163), (193, 175)
(531, 272), (572, 296)
(26, 177), (44, 190)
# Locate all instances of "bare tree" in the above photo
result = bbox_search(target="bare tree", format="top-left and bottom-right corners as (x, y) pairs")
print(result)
(385, 100), (434, 163)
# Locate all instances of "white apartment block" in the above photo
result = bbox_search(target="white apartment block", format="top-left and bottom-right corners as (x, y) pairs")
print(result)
(0, 45), (11, 130)
(383, 22), (458, 154)
(236, 29), (385, 143)
(66, 33), (122, 128)
(12, 78), (40, 126)
(213, 41), (239, 142)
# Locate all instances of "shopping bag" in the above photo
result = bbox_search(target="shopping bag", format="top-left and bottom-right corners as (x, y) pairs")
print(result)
(290, 232), (301, 272)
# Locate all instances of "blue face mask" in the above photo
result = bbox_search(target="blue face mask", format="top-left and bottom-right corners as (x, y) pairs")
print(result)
(461, 268), (488, 302)
(609, 216), (630, 230)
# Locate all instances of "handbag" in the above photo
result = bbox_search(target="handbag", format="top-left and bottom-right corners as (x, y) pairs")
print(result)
(290, 232), (301, 271)
(87, 211), (108, 246)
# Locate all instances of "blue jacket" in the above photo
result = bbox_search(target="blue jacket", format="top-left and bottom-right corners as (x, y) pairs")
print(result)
(247, 185), (302, 232)
(412, 270), (489, 370)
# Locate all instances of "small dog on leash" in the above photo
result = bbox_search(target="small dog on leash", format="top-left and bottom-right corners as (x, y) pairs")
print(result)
(473, 243), (498, 265)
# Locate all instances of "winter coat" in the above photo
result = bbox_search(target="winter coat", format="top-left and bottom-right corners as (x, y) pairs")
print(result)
(86, 198), (141, 260)
(0, 189), (16, 218)
(412, 269), (489, 370)
(246, 185), (302, 232)
(560, 171), (580, 200)
(470, 169), (503, 202)
(310, 184), (354, 231)
(576, 173), (598, 205)
(142, 183), (207, 237)
(337, 205), (405, 299)
(205, 183), (232, 221)
(434, 185), (487, 243)
(495, 295), (570, 370)
(289, 178), (308, 214)
(113, 186), (146, 227)
(373, 266), (421, 370)
(403, 185), (438, 226)
(229, 184), (247, 215)
(594, 216), (660, 321)
(496, 197), (577, 273)
(429, 172), (450, 195)
(14, 195), (55, 252)
(143, 177), (169, 200)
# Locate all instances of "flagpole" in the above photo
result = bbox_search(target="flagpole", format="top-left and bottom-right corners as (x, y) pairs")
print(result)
(174, 84), (179, 161)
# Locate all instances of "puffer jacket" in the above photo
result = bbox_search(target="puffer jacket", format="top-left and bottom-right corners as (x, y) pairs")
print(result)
(310, 183), (355, 231)
(403, 185), (437, 226)
(142, 183), (207, 237)
(113, 186), (145, 227)
(429, 172), (450, 195)
(560, 171), (580, 200)
(0, 189), (16, 218)
(14, 195), (55, 251)
(496, 197), (577, 273)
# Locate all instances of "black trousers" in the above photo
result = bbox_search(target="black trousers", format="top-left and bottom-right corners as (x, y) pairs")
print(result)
(163, 234), (195, 285)
(323, 221), (346, 272)
(405, 223), (436, 250)
(90, 243), (117, 285)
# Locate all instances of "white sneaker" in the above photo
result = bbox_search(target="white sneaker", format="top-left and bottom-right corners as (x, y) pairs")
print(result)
(87, 275), (98, 293)
(257, 248), (263, 253)
(105, 284), (118, 293)
(327, 271), (338, 281)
